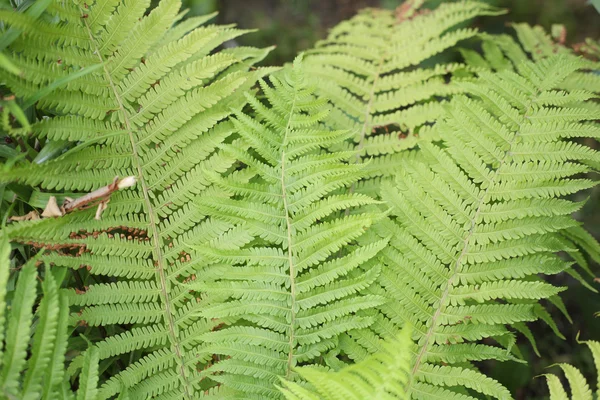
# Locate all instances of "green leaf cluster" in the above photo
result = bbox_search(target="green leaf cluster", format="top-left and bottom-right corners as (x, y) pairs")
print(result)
(0, 0), (599, 399)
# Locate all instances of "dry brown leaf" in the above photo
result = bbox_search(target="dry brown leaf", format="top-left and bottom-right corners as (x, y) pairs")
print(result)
(41, 196), (63, 218)
(8, 211), (40, 222)
(94, 200), (109, 220)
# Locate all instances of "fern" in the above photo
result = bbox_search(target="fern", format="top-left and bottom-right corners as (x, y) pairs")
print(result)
(1, 1), (599, 398)
(0, 0), (275, 398)
(460, 23), (600, 278)
(542, 340), (599, 400)
(461, 23), (600, 93)
(576, 37), (600, 60)
(0, 236), (98, 399)
(279, 326), (413, 400)
(336, 55), (600, 399)
(303, 1), (504, 195)
(181, 56), (387, 398)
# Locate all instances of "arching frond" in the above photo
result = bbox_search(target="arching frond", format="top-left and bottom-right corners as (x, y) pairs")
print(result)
(343, 55), (600, 398)
(182, 56), (386, 399)
(460, 22), (600, 278)
(0, 1), (274, 398)
(303, 1), (505, 194)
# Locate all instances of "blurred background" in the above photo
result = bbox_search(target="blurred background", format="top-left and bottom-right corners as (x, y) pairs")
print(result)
(170, 0), (600, 65)
(164, 0), (600, 398)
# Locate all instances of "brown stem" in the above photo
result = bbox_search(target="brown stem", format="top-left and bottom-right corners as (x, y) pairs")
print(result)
(63, 176), (135, 213)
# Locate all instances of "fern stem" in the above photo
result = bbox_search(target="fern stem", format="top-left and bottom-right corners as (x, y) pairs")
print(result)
(406, 89), (540, 394)
(352, 54), (385, 167)
(281, 78), (299, 380)
(80, 13), (193, 399)
(343, 37), (387, 216)
(350, 43), (387, 177)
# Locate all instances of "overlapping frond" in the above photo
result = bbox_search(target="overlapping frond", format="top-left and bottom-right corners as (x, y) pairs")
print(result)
(341, 55), (600, 399)
(460, 22), (600, 277)
(542, 340), (599, 400)
(181, 57), (386, 398)
(279, 326), (413, 400)
(1, 0), (598, 398)
(303, 1), (504, 194)
(0, 0), (274, 398)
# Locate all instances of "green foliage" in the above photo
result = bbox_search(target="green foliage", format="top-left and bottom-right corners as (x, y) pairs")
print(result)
(461, 22), (600, 275)
(186, 56), (386, 398)
(0, 237), (96, 399)
(341, 54), (600, 399)
(462, 22), (600, 96)
(0, 0), (274, 398)
(303, 1), (505, 195)
(279, 326), (413, 400)
(542, 340), (599, 400)
(0, 0), (599, 399)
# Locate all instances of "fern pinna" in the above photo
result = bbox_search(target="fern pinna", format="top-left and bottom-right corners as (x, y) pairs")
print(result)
(186, 57), (387, 398)
(542, 340), (600, 400)
(339, 55), (600, 399)
(462, 22), (600, 107)
(0, 0), (274, 398)
(302, 1), (504, 195)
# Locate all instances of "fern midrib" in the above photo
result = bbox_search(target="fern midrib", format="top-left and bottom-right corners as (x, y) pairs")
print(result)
(281, 85), (299, 380)
(353, 53), (385, 164)
(81, 15), (193, 398)
(343, 29), (388, 208)
(349, 37), (388, 172)
(406, 91), (540, 393)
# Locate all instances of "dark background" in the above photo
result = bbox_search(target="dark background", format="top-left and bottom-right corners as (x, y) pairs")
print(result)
(159, 1), (600, 397)
(183, 0), (600, 65)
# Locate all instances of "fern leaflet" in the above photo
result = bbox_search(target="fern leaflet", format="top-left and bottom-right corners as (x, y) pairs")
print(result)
(0, 236), (97, 399)
(303, 1), (504, 194)
(542, 340), (599, 400)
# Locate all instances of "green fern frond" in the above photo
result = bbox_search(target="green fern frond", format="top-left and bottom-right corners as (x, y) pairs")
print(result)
(77, 347), (100, 400)
(342, 55), (600, 399)
(2, 1), (599, 398)
(177, 57), (387, 398)
(462, 23), (600, 93)
(279, 325), (413, 400)
(302, 1), (505, 194)
(1, 257), (38, 396)
(460, 22), (600, 275)
(542, 340), (599, 400)
(0, 0), (275, 398)
(0, 236), (96, 399)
